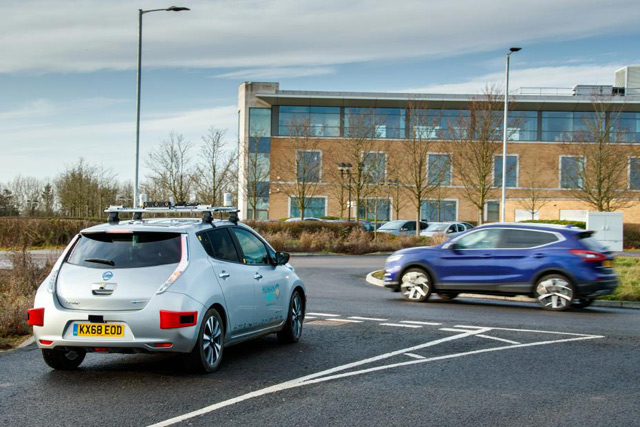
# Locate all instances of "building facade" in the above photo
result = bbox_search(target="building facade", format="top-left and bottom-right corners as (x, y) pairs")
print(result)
(237, 66), (640, 223)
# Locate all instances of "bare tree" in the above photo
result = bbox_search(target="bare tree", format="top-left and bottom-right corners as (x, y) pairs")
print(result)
(562, 97), (639, 211)
(194, 127), (237, 206)
(517, 157), (551, 220)
(145, 132), (194, 204)
(272, 118), (322, 220)
(8, 175), (42, 216)
(449, 88), (507, 224)
(246, 135), (271, 220)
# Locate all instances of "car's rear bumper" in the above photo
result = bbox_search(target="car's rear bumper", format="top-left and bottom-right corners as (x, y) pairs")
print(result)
(576, 277), (618, 298)
(31, 289), (205, 353)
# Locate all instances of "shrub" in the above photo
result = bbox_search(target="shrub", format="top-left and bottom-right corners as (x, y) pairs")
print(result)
(0, 217), (100, 249)
(520, 219), (586, 229)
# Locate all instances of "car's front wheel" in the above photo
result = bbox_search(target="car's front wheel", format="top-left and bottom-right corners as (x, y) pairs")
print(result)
(42, 348), (86, 370)
(278, 289), (304, 344)
(534, 274), (574, 311)
(183, 308), (224, 373)
(400, 268), (432, 302)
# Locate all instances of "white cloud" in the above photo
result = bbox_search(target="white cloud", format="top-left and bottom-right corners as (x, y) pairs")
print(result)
(2, 0), (640, 73)
(214, 66), (335, 79)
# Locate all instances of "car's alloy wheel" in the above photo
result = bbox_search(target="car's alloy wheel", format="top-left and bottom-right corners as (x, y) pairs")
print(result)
(41, 348), (86, 370)
(184, 308), (224, 373)
(400, 268), (432, 302)
(278, 289), (304, 344)
(535, 274), (574, 311)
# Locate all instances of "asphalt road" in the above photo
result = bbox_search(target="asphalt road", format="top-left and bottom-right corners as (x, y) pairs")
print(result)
(1, 255), (639, 426)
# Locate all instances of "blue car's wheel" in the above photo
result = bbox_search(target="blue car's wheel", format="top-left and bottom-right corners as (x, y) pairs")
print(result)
(400, 268), (432, 302)
(535, 274), (574, 311)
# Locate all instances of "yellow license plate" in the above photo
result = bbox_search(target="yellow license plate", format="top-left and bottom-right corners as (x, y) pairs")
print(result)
(603, 260), (613, 268)
(73, 323), (124, 337)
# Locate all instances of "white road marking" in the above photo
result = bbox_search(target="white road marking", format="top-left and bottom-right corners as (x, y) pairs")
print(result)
(477, 334), (521, 345)
(307, 312), (340, 317)
(348, 316), (388, 321)
(380, 323), (422, 329)
(400, 320), (442, 326)
(324, 318), (363, 323)
(304, 316), (317, 320)
(455, 325), (603, 338)
(404, 353), (426, 360)
(439, 328), (482, 333)
(149, 328), (601, 427)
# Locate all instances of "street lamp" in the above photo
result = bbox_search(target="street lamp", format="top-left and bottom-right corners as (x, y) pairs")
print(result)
(133, 6), (190, 207)
(500, 46), (521, 222)
(338, 162), (353, 221)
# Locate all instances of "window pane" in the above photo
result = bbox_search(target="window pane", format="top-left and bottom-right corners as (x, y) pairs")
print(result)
(455, 229), (502, 249)
(345, 108), (405, 139)
(290, 197), (326, 218)
(279, 106), (340, 137)
(249, 108), (271, 138)
(421, 200), (457, 221)
(200, 229), (240, 262)
(613, 113), (640, 143)
(297, 151), (321, 182)
(486, 201), (499, 222)
(630, 158), (640, 190)
(505, 111), (538, 141)
(362, 152), (386, 182)
(494, 155), (518, 188)
(358, 198), (390, 221)
(561, 156), (583, 188)
(233, 228), (270, 265)
(501, 229), (558, 248)
(428, 154), (451, 185)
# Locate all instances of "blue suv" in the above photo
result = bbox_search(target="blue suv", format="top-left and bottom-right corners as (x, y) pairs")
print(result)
(383, 223), (618, 311)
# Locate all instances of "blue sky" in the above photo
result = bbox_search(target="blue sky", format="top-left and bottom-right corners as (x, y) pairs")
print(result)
(2, 0), (640, 184)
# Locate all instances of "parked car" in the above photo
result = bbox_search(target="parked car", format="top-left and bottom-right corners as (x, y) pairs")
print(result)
(285, 217), (324, 222)
(420, 222), (474, 239)
(377, 220), (428, 236)
(383, 223), (617, 311)
(28, 206), (306, 372)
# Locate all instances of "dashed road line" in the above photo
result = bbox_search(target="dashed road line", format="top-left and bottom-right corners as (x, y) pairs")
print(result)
(477, 334), (521, 345)
(440, 328), (482, 333)
(400, 320), (442, 326)
(380, 323), (422, 329)
(307, 312), (340, 317)
(404, 353), (426, 360)
(324, 318), (363, 323)
(348, 316), (388, 321)
(304, 316), (317, 320)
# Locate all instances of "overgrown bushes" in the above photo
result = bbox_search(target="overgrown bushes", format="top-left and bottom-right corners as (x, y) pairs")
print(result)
(0, 217), (100, 248)
(520, 219), (586, 229)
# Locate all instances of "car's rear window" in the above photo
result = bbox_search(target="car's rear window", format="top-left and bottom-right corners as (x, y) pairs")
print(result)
(501, 229), (559, 248)
(67, 232), (181, 269)
(578, 233), (609, 252)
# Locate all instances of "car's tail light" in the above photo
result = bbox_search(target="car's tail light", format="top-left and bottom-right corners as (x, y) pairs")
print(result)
(93, 347), (108, 352)
(570, 249), (607, 261)
(154, 342), (173, 348)
(39, 340), (53, 345)
(157, 234), (189, 294)
(159, 310), (198, 329)
(47, 234), (81, 293)
(27, 308), (45, 326)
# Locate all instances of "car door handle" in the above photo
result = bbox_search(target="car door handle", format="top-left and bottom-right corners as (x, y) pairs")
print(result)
(254, 273), (263, 280)
(219, 271), (230, 279)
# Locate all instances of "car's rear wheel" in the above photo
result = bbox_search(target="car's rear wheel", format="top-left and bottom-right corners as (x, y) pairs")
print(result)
(41, 348), (86, 370)
(572, 298), (595, 309)
(400, 268), (432, 302)
(438, 293), (458, 301)
(184, 308), (224, 373)
(534, 274), (574, 311)
(278, 289), (304, 344)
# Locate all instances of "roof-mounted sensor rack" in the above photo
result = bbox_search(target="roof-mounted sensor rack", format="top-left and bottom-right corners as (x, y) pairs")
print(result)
(104, 193), (239, 225)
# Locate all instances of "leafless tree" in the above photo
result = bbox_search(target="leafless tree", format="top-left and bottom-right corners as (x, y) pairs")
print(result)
(194, 127), (237, 206)
(562, 97), (640, 211)
(517, 157), (552, 220)
(145, 132), (194, 204)
(272, 118), (322, 220)
(246, 135), (271, 220)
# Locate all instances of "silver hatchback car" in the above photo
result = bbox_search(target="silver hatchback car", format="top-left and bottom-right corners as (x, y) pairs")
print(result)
(28, 205), (306, 373)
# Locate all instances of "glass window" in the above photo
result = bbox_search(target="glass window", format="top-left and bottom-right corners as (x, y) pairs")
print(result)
(358, 198), (390, 221)
(561, 156), (584, 188)
(290, 197), (326, 218)
(494, 155), (518, 188)
(501, 229), (558, 248)
(68, 232), (181, 269)
(232, 228), (270, 265)
(428, 154), (451, 185)
(630, 158), (640, 190)
(297, 151), (321, 182)
(613, 113), (640, 143)
(199, 228), (240, 263)
(541, 111), (601, 142)
(249, 108), (271, 138)
(421, 200), (457, 222)
(505, 111), (538, 141)
(454, 229), (503, 249)
(345, 108), (405, 139)
(279, 106), (340, 137)
(362, 152), (386, 183)
(485, 201), (499, 222)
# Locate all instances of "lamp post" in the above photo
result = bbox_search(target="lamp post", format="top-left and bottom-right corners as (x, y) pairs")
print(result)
(338, 162), (353, 221)
(133, 6), (190, 207)
(500, 46), (521, 222)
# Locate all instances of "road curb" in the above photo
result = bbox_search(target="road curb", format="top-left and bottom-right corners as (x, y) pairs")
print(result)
(365, 270), (640, 309)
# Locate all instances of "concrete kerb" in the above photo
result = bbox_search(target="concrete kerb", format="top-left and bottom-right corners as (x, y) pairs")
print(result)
(365, 269), (640, 310)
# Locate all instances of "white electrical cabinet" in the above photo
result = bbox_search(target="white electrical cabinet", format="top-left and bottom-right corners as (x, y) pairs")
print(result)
(586, 212), (623, 252)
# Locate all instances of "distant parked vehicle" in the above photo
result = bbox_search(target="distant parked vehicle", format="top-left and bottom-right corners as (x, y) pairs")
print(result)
(377, 220), (428, 236)
(285, 217), (324, 222)
(420, 222), (473, 239)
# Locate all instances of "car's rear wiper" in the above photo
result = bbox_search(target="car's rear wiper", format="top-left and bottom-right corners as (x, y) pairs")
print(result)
(84, 258), (115, 266)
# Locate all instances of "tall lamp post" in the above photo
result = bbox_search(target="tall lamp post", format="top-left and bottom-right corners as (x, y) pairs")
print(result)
(338, 162), (353, 221)
(134, 6), (190, 207)
(500, 46), (521, 222)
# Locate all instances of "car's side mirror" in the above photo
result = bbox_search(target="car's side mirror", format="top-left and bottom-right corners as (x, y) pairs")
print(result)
(274, 251), (290, 265)
(446, 229), (453, 234)
(443, 242), (459, 250)
(399, 228), (407, 232)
